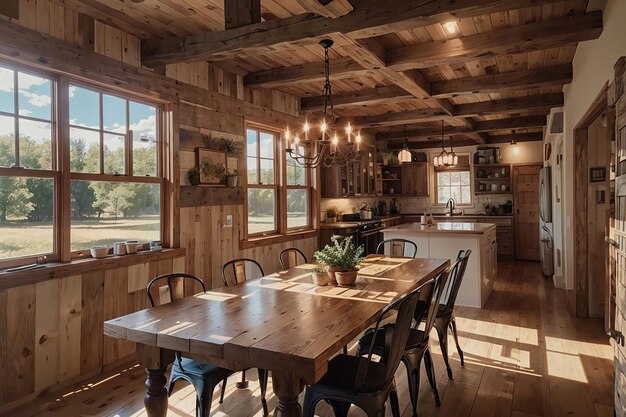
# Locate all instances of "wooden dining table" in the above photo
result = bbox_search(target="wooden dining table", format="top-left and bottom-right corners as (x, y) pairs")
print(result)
(103, 255), (449, 417)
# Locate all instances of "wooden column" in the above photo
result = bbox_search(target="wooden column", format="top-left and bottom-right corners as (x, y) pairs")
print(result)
(224, 0), (261, 29)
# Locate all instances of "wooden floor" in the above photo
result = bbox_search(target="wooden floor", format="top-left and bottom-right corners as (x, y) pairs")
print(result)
(4, 261), (615, 417)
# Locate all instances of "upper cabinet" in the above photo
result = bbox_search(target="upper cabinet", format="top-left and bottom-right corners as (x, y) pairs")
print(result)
(401, 163), (429, 196)
(320, 144), (377, 198)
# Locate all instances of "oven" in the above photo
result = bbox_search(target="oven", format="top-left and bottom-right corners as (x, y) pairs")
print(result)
(358, 220), (384, 255)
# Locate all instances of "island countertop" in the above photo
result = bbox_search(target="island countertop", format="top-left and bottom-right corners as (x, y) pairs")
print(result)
(384, 222), (496, 235)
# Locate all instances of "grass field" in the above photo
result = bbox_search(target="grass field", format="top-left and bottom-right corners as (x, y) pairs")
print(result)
(0, 217), (160, 259)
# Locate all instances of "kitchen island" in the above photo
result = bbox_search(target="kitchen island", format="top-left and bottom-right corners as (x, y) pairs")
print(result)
(383, 222), (497, 308)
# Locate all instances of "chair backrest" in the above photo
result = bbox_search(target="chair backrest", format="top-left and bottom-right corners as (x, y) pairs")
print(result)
(279, 248), (308, 269)
(146, 273), (206, 307)
(376, 238), (418, 258)
(357, 280), (427, 387)
(439, 250), (472, 317)
(221, 258), (265, 286)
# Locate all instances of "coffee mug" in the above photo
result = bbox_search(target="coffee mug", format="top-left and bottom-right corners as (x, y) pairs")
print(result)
(114, 242), (127, 255)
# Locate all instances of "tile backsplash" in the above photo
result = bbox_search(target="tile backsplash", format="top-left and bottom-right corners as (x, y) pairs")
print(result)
(320, 194), (512, 220)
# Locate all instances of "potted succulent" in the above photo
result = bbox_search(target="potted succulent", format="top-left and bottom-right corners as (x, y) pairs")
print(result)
(325, 206), (338, 223)
(313, 236), (365, 286)
(311, 266), (329, 286)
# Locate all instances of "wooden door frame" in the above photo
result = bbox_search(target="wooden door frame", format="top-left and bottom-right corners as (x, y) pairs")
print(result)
(573, 83), (609, 317)
(512, 163), (543, 261)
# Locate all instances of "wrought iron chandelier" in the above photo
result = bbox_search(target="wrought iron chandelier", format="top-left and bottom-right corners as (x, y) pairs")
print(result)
(433, 120), (458, 167)
(284, 39), (362, 169)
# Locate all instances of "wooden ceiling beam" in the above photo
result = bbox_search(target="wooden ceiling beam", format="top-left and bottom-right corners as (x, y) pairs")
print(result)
(454, 92), (564, 116)
(141, 0), (563, 65)
(342, 108), (450, 128)
(377, 125), (470, 141)
(243, 56), (371, 88)
(294, 0), (353, 18)
(386, 131), (544, 149)
(432, 65), (572, 97)
(387, 12), (603, 71)
(474, 115), (547, 132)
(301, 85), (413, 112)
(488, 132), (544, 144)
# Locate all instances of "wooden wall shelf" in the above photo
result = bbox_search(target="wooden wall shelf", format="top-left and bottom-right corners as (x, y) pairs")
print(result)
(180, 185), (244, 207)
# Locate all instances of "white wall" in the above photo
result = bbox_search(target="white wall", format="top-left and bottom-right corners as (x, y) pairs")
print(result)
(561, 0), (626, 292)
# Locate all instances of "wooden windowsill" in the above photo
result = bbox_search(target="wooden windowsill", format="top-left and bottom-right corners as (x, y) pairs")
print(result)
(0, 248), (186, 290)
(240, 230), (318, 249)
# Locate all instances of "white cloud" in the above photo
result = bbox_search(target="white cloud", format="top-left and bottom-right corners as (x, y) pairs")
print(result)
(18, 73), (48, 90)
(0, 68), (14, 93)
(19, 90), (51, 108)
(69, 86), (76, 98)
(19, 109), (32, 116)
(0, 115), (14, 136)
(130, 115), (156, 139)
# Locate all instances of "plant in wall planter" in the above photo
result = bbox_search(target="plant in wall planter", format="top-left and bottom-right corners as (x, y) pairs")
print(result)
(226, 170), (239, 187)
(200, 161), (226, 184)
(313, 236), (365, 286)
(188, 168), (201, 186)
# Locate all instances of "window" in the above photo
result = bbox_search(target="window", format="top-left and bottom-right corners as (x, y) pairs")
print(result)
(436, 171), (471, 205)
(0, 61), (165, 267)
(245, 125), (312, 239)
(68, 84), (161, 251)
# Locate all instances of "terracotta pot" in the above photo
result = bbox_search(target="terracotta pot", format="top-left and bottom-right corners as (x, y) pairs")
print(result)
(311, 271), (329, 286)
(326, 266), (343, 283)
(335, 269), (358, 286)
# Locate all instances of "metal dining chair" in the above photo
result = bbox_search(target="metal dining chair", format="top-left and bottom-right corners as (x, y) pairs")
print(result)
(357, 261), (456, 417)
(146, 273), (235, 417)
(431, 250), (472, 379)
(279, 247), (308, 269)
(376, 238), (418, 258)
(220, 258), (269, 414)
(303, 278), (428, 417)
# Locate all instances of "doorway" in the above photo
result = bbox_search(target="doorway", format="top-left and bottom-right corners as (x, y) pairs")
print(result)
(573, 83), (610, 318)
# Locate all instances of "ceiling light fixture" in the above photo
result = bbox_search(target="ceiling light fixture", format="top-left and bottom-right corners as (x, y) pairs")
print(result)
(510, 129), (518, 146)
(283, 39), (361, 168)
(398, 125), (412, 163)
(433, 120), (458, 167)
(443, 21), (458, 34)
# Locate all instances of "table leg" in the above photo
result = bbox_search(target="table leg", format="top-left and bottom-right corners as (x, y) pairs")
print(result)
(145, 367), (168, 417)
(137, 344), (173, 417)
(271, 371), (303, 417)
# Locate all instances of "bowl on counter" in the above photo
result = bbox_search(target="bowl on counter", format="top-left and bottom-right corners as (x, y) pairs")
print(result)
(90, 246), (109, 259)
(125, 240), (141, 254)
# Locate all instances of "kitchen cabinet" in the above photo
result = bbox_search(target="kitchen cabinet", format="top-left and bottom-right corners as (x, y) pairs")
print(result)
(320, 145), (376, 198)
(401, 163), (429, 196)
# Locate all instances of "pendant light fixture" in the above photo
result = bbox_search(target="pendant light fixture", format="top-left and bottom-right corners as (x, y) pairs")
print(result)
(398, 125), (412, 163)
(433, 120), (458, 167)
(510, 129), (518, 146)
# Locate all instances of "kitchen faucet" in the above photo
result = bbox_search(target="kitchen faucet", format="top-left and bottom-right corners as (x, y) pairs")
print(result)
(446, 197), (456, 216)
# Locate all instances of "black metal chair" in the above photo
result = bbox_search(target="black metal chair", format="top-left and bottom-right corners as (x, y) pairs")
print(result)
(146, 273), (235, 417)
(376, 238), (418, 258)
(357, 262), (455, 417)
(431, 250), (471, 379)
(220, 258), (269, 414)
(279, 247), (308, 269)
(303, 279), (428, 417)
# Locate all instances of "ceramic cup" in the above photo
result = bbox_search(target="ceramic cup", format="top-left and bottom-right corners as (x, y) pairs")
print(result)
(125, 240), (140, 254)
(114, 242), (127, 255)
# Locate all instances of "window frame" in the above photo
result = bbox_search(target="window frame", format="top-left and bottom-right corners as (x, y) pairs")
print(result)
(432, 153), (474, 207)
(243, 123), (314, 245)
(0, 59), (167, 269)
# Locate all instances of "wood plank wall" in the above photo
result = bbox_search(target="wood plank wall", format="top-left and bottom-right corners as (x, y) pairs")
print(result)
(0, 0), (314, 411)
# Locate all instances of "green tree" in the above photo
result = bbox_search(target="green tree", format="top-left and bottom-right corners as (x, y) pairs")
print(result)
(0, 135), (34, 221)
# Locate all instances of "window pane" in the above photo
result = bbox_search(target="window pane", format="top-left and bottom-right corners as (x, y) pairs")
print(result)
(247, 157), (258, 184)
(461, 186), (471, 204)
(104, 133), (125, 175)
(0, 176), (54, 259)
(450, 186), (462, 202)
(460, 171), (470, 185)
(103, 94), (126, 133)
(70, 86), (100, 129)
(287, 154), (305, 186)
(18, 72), (51, 121)
(247, 188), (275, 234)
(450, 171), (460, 185)
(70, 180), (160, 250)
(246, 129), (257, 157)
(259, 132), (274, 158)
(260, 158), (274, 184)
(438, 187), (449, 204)
(0, 66), (15, 114)
(287, 189), (308, 229)
(438, 172), (450, 186)
(0, 115), (16, 167)
(133, 138), (157, 177)
(70, 127), (100, 173)
(19, 119), (52, 170)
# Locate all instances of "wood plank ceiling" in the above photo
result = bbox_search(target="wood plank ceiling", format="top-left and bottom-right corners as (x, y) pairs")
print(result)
(65, 0), (599, 148)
